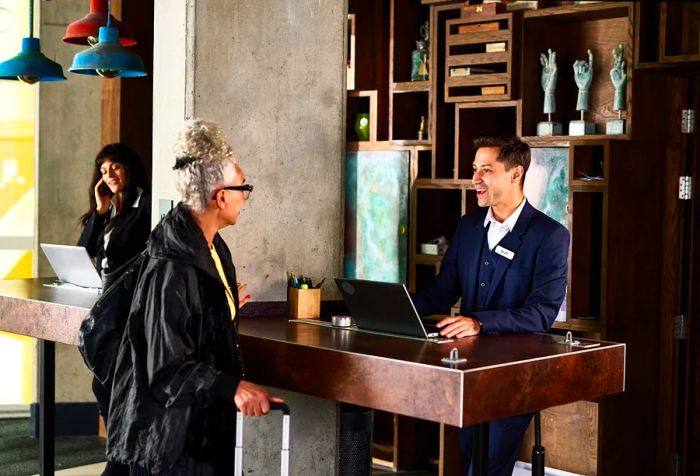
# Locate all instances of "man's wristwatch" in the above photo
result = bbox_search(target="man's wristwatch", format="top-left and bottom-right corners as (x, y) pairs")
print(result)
(475, 318), (484, 334)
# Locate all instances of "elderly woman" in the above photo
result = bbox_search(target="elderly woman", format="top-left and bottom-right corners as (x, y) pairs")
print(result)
(106, 120), (282, 475)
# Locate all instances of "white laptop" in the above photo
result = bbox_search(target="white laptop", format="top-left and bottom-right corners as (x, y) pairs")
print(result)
(40, 243), (102, 291)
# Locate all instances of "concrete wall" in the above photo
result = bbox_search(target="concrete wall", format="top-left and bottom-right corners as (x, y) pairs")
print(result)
(37, 0), (101, 402)
(153, 0), (346, 301)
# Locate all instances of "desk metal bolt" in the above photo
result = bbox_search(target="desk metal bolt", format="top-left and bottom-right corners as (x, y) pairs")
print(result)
(441, 347), (468, 366)
(557, 331), (580, 347)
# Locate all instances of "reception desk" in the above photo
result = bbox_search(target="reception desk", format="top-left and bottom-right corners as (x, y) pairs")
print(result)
(0, 279), (625, 475)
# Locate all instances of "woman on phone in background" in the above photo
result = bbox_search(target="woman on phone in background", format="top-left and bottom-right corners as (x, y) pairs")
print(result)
(78, 143), (151, 476)
(78, 143), (151, 285)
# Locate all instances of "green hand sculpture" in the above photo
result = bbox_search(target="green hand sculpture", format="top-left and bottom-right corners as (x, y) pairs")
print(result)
(610, 44), (626, 112)
(539, 49), (557, 115)
(573, 49), (594, 112)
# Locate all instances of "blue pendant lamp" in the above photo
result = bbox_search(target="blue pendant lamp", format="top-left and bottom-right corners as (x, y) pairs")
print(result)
(69, 0), (146, 78)
(0, 0), (66, 84)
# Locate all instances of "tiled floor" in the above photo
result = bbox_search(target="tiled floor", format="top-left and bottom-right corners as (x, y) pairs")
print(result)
(31, 462), (106, 476)
(33, 460), (581, 476)
(34, 462), (436, 476)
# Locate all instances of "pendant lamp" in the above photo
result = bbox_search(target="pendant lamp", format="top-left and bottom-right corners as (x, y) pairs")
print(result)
(69, 0), (146, 78)
(0, 0), (66, 84)
(63, 0), (136, 47)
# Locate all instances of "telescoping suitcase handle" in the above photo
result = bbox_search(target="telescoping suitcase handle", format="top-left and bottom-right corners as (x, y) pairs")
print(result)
(235, 402), (290, 476)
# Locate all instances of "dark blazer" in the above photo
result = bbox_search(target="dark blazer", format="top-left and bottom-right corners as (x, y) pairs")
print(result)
(412, 200), (570, 333)
(78, 190), (152, 276)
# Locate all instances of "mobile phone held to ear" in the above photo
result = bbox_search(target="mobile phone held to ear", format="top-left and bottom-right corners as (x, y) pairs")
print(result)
(98, 183), (112, 197)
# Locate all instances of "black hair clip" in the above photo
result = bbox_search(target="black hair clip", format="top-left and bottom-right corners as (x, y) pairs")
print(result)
(173, 156), (200, 170)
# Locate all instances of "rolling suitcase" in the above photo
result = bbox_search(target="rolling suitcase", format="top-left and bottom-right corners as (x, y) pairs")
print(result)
(234, 402), (290, 476)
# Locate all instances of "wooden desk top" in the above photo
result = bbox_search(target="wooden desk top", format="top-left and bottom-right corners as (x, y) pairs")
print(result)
(0, 279), (625, 427)
(240, 318), (624, 426)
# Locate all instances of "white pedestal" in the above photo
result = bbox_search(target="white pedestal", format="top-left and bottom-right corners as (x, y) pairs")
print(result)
(536, 121), (563, 136)
(569, 120), (595, 136)
(606, 118), (625, 135)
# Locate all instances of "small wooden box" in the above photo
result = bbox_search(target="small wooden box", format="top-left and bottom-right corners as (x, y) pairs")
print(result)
(462, 2), (506, 17)
(457, 21), (500, 34)
(288, 287), (321, 319)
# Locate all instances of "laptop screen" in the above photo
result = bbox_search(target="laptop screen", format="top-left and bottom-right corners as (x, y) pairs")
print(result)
(40, 244), (102, 289)
(335, 278), (437, 339)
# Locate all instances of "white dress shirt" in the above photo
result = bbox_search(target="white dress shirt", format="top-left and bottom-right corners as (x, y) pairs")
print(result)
(483, 197), (527, 251)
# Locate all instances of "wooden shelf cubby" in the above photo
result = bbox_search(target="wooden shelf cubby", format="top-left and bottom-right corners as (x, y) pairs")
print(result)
(455, 100), (521, 179)
(444, 13), (518, 102)
(521, 2), (633, 138)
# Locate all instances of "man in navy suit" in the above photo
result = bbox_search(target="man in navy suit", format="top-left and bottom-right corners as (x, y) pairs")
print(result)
(412, 135), (570, 476)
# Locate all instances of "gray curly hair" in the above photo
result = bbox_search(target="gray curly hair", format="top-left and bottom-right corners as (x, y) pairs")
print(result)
(172, 119), (237, 213)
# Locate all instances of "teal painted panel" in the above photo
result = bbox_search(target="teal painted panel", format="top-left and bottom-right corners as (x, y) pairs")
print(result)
(524, 146), (570, 322)
(344, 151), (409, 283)
(524, 147), (570, 229)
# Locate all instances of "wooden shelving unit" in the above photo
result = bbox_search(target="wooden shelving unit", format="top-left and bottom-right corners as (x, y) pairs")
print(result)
(345, 1), (687, 475)
(635, 2), (700, 68)
(444, 13), (518, 102)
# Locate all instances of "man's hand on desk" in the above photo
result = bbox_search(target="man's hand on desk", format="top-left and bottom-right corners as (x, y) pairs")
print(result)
(436, 316), (482, 338)
(234, 380), (285, 416)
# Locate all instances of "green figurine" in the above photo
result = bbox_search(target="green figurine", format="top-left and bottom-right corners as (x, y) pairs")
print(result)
(573, 49), (594, 113)
(537, 48), (562, 136)
(570, 49), (595, 135)
(610, 43), (627, 112)
(411, 21), (429, 81)
(606, 43), (627, 134)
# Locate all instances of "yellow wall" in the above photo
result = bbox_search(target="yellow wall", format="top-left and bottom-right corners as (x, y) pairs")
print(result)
(0, 0), (37, 405)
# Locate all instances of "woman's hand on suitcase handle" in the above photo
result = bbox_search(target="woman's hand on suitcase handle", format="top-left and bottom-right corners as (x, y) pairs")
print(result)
(234, 380), (285, 416)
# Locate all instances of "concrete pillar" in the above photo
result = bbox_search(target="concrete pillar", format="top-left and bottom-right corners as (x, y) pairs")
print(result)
(240, 389), (339, 475)
(153, 0), (347, 473)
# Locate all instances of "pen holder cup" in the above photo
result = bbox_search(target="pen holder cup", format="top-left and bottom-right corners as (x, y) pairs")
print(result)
(288, 287), (321, 319)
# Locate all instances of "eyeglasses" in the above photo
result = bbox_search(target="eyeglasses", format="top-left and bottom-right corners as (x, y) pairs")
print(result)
(213, 184), (254, 200)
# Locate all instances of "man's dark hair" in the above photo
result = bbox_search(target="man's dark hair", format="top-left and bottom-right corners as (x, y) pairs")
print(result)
(473, 135), (530, 185)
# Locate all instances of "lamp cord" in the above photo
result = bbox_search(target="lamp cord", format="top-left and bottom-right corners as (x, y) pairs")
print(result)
(107, 0), (111, 27)
(28, 0), (33, 37)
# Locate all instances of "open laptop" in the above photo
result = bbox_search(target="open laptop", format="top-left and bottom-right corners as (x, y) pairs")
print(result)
(335, 278), (447, 342)
(40, 244), (102, 291)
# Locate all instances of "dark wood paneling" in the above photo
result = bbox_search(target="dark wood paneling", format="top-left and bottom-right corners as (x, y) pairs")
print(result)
(102, 0), (154, 180)
(599, 70), (670, 476)
(654, 73), (688, 476)
(683, 73), (700, 476)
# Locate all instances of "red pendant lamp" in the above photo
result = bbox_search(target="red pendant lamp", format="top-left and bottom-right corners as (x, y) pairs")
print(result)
(63, 0), (136, 46)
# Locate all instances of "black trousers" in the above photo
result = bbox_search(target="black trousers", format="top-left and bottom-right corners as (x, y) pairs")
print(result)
(92, 377), (130, 476)
(458, 412), (534, 476)
(129, 460), (217, 476)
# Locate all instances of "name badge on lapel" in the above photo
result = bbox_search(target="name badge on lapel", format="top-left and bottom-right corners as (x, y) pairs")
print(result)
(495, 245), (515, 260)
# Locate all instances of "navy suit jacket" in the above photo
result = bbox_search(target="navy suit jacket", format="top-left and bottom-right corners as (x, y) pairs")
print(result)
(412, 200), (570, 333)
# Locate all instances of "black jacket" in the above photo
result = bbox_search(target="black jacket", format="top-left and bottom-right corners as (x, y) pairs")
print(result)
(106, 203), (244, 475)
(78, 190), (152, 276)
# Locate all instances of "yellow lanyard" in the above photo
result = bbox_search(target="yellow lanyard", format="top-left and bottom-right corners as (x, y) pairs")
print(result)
(209, 245), (236, 320)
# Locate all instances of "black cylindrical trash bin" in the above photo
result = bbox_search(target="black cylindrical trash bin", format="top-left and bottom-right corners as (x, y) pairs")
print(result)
(339, 403), (374, 476)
